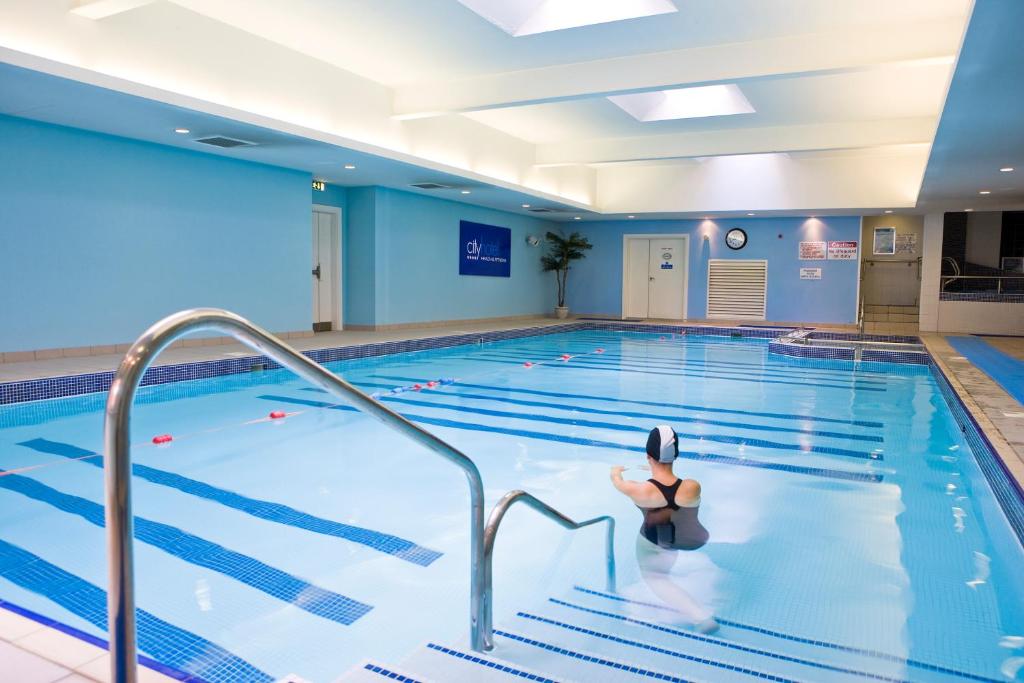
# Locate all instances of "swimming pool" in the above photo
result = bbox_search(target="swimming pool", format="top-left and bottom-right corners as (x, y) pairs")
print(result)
(1, 327), (1022, 682)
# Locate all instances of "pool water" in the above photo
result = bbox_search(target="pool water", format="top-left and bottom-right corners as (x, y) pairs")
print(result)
(0, 329), (1022, 681)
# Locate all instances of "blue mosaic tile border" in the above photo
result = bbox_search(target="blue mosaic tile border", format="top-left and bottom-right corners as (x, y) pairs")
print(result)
(807, 331), (921, 344)
(941, 292), (1024, 303)
(768, 341), (855, 362)
(363, 663), (424, 682)
(0, 321), (870, 406)
(425, 642), (560, 683)
(0, 321), (949, 406)
(493, 629), (689, 683)
(929, 360), (1024, 549)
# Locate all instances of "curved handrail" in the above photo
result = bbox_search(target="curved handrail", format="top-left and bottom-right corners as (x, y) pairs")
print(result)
(479, 490), (616, 651)
(103, 309), (486, 683)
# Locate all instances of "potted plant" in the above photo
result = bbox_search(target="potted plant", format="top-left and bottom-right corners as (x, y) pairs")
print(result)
(541, 230), (593, 319)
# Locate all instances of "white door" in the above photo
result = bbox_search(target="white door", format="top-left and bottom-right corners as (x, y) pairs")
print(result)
(648, 238), (686, 319)
(311, 210), (335, 330)
(624, 237), (687, 320)
(625, 238), (651, 318)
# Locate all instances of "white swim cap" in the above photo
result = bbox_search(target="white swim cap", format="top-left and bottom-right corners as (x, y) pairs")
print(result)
(646, 425), (678, 463)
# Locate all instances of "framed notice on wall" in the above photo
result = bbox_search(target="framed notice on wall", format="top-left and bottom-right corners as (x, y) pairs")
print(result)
(800, 267), (822, 280)
(873, 227), (896, 255)
(459, 220), (511, 277)
(799, 241), (826, 260)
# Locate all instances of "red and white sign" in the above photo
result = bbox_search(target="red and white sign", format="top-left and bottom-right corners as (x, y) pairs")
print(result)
(799, 241), (826, 260)
(828, 241), (858, 260)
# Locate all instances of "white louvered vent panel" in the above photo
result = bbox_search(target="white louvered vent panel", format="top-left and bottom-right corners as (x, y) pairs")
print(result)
(706, 259), (767, 320)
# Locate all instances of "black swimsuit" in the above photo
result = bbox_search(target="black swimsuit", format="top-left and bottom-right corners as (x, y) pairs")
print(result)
(639, 478), (709, 550)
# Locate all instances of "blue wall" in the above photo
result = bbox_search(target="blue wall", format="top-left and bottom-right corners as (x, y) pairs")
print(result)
(569, 216), (861, 323)
(0, 115), (312, 352)
(345, 187), (558, 327)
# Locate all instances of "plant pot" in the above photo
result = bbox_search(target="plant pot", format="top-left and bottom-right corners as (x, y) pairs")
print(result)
(555, 306), (570, 319)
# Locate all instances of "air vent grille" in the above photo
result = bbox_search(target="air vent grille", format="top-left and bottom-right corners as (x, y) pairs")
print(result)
(527, 207), (563, 214)
(706, 259), (768, 320)
(194, 136), (256, 148)
(409, 182), (452, 190)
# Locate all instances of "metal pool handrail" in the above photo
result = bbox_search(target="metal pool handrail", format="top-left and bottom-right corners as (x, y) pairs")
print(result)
(479, 489), (616, 651)
(103, 309), (486, 683)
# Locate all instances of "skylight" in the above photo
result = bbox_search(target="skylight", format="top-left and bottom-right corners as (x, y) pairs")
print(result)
(458, 0), (678, 37)
(608, 84), (756, 122)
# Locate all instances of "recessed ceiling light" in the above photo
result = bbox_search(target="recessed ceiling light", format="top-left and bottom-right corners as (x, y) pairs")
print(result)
(965, 208), (974, 212)
(747, 212), (756, 216)
(461, 190), (471, 194)
(573, 216), (581, 220)
(1000, 167), (1014, 172)
(457, 0), (678, 37)
(884, 210), (893, 214)
(174, 128), (190, 134)
(522, 203), (530, 208)
(979, 190), (991, 195)
(609, 84), (754, 122)
(344, 164), (356, 170)
(627, 215), (636, 219)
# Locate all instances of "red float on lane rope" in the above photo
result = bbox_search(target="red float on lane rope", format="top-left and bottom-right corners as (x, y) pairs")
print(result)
(426, 381), (438, 388)
(412, 384), (423, 391)
(523, 361), (533, 368)
(152, 434), (173, 445)
(595, 348), (605, 354)
(560, 354), (571, 361)
(269, 410), (286, 419)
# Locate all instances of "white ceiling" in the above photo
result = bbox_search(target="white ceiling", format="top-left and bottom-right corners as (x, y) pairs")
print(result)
(165, 0), (971, 85)
(1, 0), (1017, 217)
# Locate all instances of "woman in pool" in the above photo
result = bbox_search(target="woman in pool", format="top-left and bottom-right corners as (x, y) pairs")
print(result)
(610, 425), (717, 632)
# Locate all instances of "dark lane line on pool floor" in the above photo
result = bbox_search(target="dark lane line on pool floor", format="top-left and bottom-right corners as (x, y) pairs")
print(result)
(0, 470), (373, 626)
(463, 358), (887, 393)
(334, 382), (882, 443)
(255, 395), (883, 484)
(15, 438), (442, 567)
(476, 350), (893, 385)
(370, 395), (879, 460)
(476, 353), (889, 389)
(375, 376), (884, 428)
(570, 586), (1002, 683)
(0, 538), (273, 683)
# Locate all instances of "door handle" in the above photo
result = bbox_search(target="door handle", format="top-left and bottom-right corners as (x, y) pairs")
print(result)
(312, 264), (321, 280)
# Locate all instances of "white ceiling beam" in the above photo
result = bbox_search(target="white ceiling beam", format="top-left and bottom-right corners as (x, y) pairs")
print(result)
(393, 20), (962, 118)
(70, 0), (157, 20)
(536, 118), (937, 166)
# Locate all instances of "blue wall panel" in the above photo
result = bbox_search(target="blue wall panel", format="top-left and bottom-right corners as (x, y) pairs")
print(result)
(568, 217), (861, 323)
(361, 188), (557, 326)
(0, 115), (311, 351)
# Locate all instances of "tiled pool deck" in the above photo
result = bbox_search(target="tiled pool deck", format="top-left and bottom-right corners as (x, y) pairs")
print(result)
(2, 317), (1021, 681)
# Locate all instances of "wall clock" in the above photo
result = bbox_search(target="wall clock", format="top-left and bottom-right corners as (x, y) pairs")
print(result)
(725, 228), (748, 250)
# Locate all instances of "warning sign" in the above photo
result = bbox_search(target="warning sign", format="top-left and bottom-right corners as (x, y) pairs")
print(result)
(827, 241), (858, 260)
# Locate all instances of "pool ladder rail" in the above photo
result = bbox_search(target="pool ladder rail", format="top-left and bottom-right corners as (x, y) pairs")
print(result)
(102, 308), (615, 683)
(482, 490), (616, 651)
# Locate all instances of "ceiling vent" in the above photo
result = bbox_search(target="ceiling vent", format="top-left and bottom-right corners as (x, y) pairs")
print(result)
(193, 136), (256, 149)
(409, 182), (453, 190)
(527, 207), (564, 214)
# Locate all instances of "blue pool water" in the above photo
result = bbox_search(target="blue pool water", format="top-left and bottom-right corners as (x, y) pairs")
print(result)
(0, 329), (1022, 681)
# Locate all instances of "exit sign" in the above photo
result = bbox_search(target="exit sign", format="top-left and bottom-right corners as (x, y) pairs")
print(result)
(312, 179), (326, 192)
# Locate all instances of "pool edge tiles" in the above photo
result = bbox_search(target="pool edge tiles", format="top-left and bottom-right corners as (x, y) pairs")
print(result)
(928, 358), (1024, 549)
(0, 599), (192, 681)
(0, 321), (925, 406)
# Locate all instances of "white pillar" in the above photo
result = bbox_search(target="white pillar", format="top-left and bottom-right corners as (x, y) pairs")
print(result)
(919, 212), (944, 332)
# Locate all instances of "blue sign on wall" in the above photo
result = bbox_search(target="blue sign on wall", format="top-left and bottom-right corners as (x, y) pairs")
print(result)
(459, 220), (511, 277)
